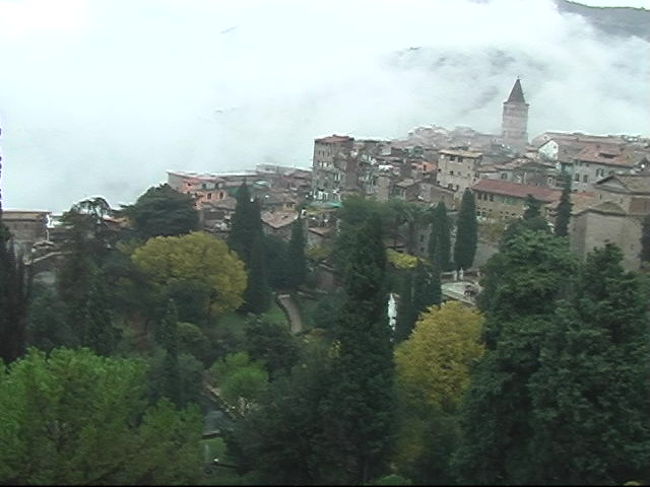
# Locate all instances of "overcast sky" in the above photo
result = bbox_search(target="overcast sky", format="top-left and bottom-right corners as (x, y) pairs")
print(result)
(0, 0), (649, 212)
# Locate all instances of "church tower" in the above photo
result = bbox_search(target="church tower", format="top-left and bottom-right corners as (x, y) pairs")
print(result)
(501, 78), (529, 153)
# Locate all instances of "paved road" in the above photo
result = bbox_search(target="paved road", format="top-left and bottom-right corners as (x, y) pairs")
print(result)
(276, 294), (304, 334)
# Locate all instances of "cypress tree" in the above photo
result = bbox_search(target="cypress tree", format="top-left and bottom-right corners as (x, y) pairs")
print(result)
(228, 182), (255, 262)
(528, 244), (650, 484)
(0, 141), (29, 364)
(412, 260), (441, 316)
(286, 217), (307, 289)
(228, 183), (271, 313)
(453, 189), (478, 271)
(428, 202), (451, 271)
(242, 232), (271, 314)
(323, 214), (395, 484)
(395, 269), (415, 343)
(157, 300), (182, 406)
(640, 214), (650, 264)
(501, 194), (550, 246)
(554, 173), (572, 237)
(83, 268), (117, 356)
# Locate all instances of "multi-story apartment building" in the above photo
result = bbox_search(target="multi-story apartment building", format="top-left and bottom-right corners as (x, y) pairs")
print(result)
(569, 145), (648, 192)
(436, 149), (483, 202)
(311, 135), (355, 201)
(472, 178), (560, 221)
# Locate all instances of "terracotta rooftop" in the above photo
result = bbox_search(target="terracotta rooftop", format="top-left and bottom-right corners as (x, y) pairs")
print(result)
(315, 135), (354, 144)
(546, 191), (597, 215)
(578, 201), (627, 216)
(532, 132), (627, 149)
(2, 210), (51, 220)
(439, 149), (483, 158)
(574, 146), (644, 167)
(261, 211), (299, 229)
(597, 174), (650, 194)
(472, 178), (560, 202)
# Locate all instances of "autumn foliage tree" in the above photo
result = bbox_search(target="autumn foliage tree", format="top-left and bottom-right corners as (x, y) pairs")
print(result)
(132, 231), (247, 316)
(394, 302), (485, 483)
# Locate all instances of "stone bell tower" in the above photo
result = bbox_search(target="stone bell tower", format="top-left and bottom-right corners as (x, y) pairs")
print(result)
(501, 78), (529, 154)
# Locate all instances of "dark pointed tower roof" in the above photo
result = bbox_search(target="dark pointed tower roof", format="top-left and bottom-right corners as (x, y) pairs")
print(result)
(506, 78), (526, 103)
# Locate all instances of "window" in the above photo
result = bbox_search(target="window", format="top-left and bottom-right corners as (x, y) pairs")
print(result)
(501, 173), (508, 180)
(574, 173), (580, 182)
(583, 174), (588, 183)
(450, 170), (454, 176)
(489, 194), (494, 201)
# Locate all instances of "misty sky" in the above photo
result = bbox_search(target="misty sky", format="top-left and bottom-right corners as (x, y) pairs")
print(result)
(0, 0), (649, 212)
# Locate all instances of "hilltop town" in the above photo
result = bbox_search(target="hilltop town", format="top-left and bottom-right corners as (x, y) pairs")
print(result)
(7, 79), (650, 274)
(2, 78), (650, 486)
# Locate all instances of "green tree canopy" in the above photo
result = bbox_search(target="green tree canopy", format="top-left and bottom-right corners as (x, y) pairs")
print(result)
(122, 183), (198, 241)
(428, 202), (452, 271)
(454, 230), (578, 484)
(554, 173), (572, 237)
(453, 189), (478, 270)
(325, 214), (395, 484)
(286, 217), (307, 289)
(528, 244), (650, 484)
(396, 301), (485, 413)
(0, 347), (203, 485)
(132, 232), (247, 316)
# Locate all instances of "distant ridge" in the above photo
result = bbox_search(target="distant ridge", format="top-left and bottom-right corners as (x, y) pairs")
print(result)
(555, 0), (650, 42)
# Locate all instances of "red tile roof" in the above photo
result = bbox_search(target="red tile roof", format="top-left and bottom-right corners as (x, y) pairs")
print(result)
(574, 146), (644, 167)
(315, 135), (354, 144)
(472, 179), (560, 202)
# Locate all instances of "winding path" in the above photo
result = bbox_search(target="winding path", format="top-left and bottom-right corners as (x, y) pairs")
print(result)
(276, 294), (304, 334)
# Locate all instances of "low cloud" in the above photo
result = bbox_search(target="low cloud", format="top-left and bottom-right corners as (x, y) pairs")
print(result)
(0, 0), (648, 211)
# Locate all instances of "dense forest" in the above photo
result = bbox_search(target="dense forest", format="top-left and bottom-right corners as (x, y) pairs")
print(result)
(1, 181), (649, 486)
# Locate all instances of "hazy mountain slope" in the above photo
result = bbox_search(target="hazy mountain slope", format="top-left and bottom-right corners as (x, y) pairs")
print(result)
(556, 0), (650, 41)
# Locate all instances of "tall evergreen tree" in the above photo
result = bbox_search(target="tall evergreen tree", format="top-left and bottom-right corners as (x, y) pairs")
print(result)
(428, 202), (451, 271)
(242, 233), (271, 314)
(640, 214), (650, 264)
(228, 183), (271, 313)
(501, 194), (550, 246)
(453, 189), (478, 271)
(322, 214), (395, 484)
(395, 269), (415, 343)
(0, 225), (29, 364)
(286, 217), (307, 289)
(528, 244), (650, 484)
(0, 144), (29, 364)
(228, 182), (256, 262)
(453, 231), (577, 484)
(554, 173), (572, 237)
(83, 268), (117, 356)
(157, 300), (182, 406)
(412, 260), (441, 317)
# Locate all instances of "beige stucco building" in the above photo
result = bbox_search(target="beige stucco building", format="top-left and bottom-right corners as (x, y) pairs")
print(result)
(472, 178), (560, 221)
(570, 174), (650, 271)
(436, 149), (483, 203)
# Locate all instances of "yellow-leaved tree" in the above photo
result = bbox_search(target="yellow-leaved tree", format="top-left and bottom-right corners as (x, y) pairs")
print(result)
(395, 301), (485, 412)
(392, 301), (485, 483)
(132, 231), (247, 315)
